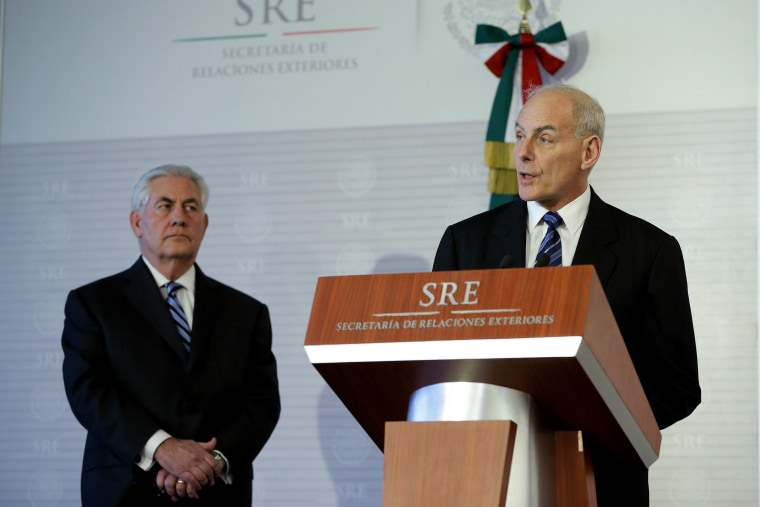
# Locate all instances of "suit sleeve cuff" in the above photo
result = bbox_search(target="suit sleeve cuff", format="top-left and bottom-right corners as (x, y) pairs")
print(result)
(135, 430), (172, 471)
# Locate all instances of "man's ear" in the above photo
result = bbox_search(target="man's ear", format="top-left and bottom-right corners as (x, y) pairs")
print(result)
(201, 214), (209, 238)
(129, 209), (143, 239)
(580, 135), (602, 171)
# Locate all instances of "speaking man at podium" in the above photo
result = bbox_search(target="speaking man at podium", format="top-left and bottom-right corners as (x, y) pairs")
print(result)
(62, 165), (280, 506)
(433, 84), (700, 506)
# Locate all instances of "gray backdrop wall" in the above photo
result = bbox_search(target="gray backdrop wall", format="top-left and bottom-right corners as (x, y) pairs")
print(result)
(0, 1), (757, 505)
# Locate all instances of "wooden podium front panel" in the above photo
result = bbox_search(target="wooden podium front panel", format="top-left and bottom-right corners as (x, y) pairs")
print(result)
(383, 421), (516, 507)
(305, 267), (595, 346)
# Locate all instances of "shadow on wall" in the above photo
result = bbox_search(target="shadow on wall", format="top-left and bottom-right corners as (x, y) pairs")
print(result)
(318, 385), (384, 506)
(316, 253), (431, 505)
(371, 254), (431, 274)
(555, 31), (589, 81)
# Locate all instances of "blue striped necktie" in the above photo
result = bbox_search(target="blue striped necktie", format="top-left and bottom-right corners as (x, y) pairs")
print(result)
(536, 211), (564, 267)
(164, 281), (191, 353)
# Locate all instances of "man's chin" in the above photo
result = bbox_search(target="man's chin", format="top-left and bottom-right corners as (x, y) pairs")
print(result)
(517, 188), (536, 202)
(160, 250), (196, 261)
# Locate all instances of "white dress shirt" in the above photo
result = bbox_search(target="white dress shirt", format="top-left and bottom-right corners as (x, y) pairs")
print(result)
(525, 185), (591, 267)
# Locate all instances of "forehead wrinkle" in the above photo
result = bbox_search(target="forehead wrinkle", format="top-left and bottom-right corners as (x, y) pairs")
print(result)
(515, 120), (558, 135)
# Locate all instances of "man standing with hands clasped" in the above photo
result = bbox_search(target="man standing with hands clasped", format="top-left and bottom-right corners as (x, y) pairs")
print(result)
(433, 84), (701, 505)
(62, 164), (280, 506)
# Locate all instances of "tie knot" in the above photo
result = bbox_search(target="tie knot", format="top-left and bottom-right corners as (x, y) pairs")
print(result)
(543, 211), (563, 230)
(165, 281), (183, 297)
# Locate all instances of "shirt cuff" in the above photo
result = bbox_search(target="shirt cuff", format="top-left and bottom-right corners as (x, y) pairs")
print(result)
(135, 430), (172, 471)
(212, 449), (233, 484)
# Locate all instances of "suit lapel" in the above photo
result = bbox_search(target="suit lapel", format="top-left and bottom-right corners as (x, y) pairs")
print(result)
(121, 259), (189, 360)
(490, 200), (529, 268)
(188, 266), (222, 368)
(572, 189), (619, 286)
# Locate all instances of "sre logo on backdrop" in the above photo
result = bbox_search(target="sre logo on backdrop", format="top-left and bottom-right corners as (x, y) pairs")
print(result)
(235, 0), (316, 26)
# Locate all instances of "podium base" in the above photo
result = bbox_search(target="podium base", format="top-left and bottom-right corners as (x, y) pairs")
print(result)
(402, 382), (596, 507)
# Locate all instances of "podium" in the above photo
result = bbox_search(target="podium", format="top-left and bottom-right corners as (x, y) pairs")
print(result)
(304, 266), (660, 506)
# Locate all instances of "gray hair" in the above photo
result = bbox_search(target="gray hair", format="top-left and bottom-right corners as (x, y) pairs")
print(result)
(526, 83), (606, 142)
(131, 164), (210, 212)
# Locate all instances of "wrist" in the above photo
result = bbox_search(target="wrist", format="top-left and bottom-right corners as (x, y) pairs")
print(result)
(210, 449), (227, 473)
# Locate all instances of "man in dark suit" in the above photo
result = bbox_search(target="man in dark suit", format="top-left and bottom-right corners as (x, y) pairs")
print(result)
(62, 164), (280, 506)
(433, 84), (700, 506)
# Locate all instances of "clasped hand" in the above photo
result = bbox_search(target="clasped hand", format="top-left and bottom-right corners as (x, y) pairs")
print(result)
(154, 437), (222, 501)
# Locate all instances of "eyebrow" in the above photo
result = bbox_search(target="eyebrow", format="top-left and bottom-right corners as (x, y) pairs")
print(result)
(515, 122), (558, 134)
(155, 196), (200, 206)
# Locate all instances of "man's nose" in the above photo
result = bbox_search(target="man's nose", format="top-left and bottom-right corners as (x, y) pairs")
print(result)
(170, 207), (187, 225)
(516, 140), (532, 161)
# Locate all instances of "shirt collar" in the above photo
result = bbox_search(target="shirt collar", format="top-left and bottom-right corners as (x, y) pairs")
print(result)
(141, 256), (196, 294)
(526, 185), (591, 236)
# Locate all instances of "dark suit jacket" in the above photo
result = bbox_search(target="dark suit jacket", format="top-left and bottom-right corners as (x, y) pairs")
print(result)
(433, 188), (701, 506)
(62, 258), (281, 507)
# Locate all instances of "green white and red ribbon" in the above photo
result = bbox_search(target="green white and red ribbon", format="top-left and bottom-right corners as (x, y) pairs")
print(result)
(476, 22), (568, 144)
(474, 21), (568, 205)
